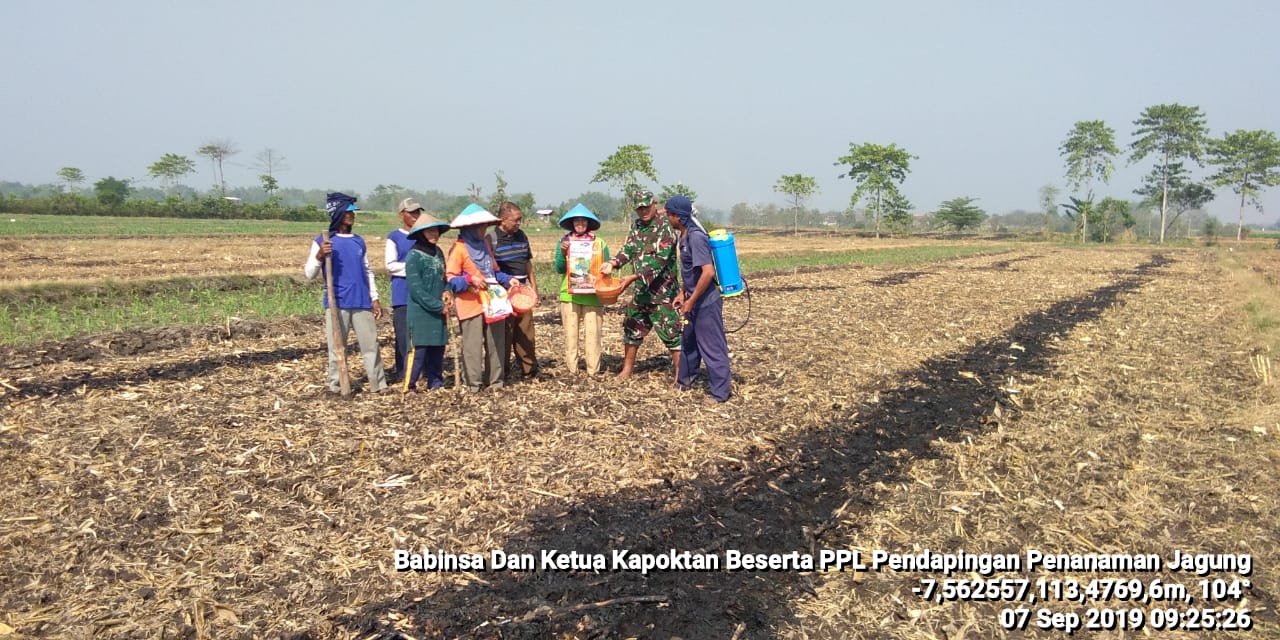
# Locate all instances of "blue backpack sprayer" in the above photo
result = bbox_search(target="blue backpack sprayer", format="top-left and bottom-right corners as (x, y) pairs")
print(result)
(690, 217), (750, 332)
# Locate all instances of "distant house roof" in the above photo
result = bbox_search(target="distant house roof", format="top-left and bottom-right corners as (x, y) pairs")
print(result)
(536, 209), (553, 216)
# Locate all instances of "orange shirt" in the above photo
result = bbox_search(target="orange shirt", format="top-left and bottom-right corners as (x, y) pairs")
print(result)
(446, 240), (498, 321)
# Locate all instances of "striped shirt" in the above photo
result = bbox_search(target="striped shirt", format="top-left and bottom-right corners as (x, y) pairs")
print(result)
(486, 228), (532, 277)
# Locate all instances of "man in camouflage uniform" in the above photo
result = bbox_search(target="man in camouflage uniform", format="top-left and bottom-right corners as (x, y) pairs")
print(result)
(600, 189), (682, 381)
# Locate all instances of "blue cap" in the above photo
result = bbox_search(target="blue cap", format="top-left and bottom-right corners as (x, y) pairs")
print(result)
(346, 203), (359, 212)
(558, 203), (601, 231)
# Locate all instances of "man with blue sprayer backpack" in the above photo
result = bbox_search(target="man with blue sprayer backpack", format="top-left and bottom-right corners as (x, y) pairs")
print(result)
(665, 195), (731, 404)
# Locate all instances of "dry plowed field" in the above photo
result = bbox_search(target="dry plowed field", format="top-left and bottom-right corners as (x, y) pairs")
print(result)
(1, 247), (1277, 638)
(0, 232), (975, 286)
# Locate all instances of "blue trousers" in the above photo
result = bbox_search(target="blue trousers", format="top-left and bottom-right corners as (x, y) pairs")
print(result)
(408, 345), (446, 390)
(678, 294), (731, 402)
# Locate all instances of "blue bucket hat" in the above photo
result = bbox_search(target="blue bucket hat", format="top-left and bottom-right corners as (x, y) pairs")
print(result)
(558, 203), (601, 231)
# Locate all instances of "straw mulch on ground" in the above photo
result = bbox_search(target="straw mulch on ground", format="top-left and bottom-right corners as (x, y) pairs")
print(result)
(1, 247), (1276, 639)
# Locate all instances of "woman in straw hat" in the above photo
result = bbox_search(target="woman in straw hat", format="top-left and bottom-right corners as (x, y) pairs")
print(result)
(403, 213), (454, 391)
(552, 203), (611, 375)
(446, 204), (515, 391)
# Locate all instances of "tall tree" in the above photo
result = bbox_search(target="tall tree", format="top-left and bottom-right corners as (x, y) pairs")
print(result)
(834, 142), (915, 239)
(1129, 103), (1210, 243)
(252, 148), (288, 180)
(1134, 162), (1214, 237)
(1203, 216), (1223, 243)
(772, 174), (819, 235)
(196, 139), (240, 193)
(1060, 120), (1119, 243)
(484, 174), (535, 216)
(658, 182), (699, 205)
(1206, 129), (1280, 242)
(259, 174), (280, 196)
(509, 192), (537, 217)
(55, 167), (85, 192)
(730, 202), (757, 227)
(93, 176), (131, 207)
(1091, 197), (1134, 243)
(881, 191), (914, 232)
(934, 196), (986, 231)
(590, 144), (659, 209)
(1038, 184), (1060, 234)
(1060, 196), (1094, 240)
(253, 148), (287, 197)
(487, 171), (509, 214)
(368, 184), (407, 211)
(147, 153), (196, 195)
(555, 191), (624, 222)
(56, 167), (85, 193)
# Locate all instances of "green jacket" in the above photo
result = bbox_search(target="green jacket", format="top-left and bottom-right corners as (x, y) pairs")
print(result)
(553, 236), (610, 306)
(406, 245), (449, 346)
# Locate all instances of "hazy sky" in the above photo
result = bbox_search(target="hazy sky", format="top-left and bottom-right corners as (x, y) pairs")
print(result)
(3, 1), (1277, 221)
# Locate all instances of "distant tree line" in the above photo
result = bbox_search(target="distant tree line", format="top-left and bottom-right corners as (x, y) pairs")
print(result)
(8, 112), (1276, 235)
(747, 103), (1278, 242)
(0, 188), (323, 222)
(1055, 103), (1280, 243)
(1, 139), (635, 223)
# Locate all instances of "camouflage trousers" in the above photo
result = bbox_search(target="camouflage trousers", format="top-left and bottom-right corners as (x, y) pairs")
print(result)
(622, 293), (682, 350)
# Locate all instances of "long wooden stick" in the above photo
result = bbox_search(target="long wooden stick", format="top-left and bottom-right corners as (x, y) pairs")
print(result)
(401, 346), (416, 395)
(454, 316), (463, 389)
(322, 231), (352, 398)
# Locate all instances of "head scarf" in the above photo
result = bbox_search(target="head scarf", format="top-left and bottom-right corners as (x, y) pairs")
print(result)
(665, 195), (695, 229)
(451, 204), (497, 278)
(459, 225), (495, 278)
(325, 192), (357, 235)
(413, 237), (439, 257)
(408, 220), (446, 258)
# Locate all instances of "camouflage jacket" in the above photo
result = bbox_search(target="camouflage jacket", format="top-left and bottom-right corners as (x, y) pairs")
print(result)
(612, 216), (679, 301)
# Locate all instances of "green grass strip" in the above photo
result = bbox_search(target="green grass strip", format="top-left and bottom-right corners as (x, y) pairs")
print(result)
(0, 244), (999, 346)
(0, 278), (324, 345)
(739, 244), (998, 272)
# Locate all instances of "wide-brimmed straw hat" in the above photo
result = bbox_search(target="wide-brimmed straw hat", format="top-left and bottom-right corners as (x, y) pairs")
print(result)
(407, 213), (451, 239)
(450, 203), (500, 228)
